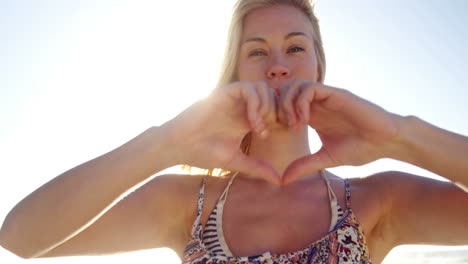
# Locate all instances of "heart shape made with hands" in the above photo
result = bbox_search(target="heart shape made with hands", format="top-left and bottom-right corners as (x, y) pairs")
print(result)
(233, 80), (398, 186)
(239, 81), (328, 185)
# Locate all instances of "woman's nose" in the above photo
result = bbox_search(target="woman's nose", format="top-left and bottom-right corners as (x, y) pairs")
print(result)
(267, 56), (290, 79)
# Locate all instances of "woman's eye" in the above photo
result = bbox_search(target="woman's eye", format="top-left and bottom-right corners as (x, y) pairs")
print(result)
(288, 46), (305, 53)
(248, 49), (267, 57)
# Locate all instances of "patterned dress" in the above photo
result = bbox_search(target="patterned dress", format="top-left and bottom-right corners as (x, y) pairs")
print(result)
(183, 171), (372, 264)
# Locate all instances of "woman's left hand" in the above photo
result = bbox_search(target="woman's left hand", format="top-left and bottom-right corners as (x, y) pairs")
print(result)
(280, 79), (402, 184)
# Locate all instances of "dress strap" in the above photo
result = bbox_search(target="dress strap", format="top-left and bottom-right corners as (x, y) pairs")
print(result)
(212, 172), (238, 257)
(321, 170), (343, 231)
(344, 178), (352, 210)
(321, 170), (338, 202)
(219, 172), (238, 201)
(190, 176), (207, 236)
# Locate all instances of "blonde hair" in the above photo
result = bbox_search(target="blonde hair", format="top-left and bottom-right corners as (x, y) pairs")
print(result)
(217, 0), (326, 87)
(184, 0), (326, 176)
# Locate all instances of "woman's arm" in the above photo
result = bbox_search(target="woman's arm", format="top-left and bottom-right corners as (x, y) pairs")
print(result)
(0, 127), (180, 258)
(0, 81), (280, 259)
(277, 80), (468, 246)
(371, 116), (468, 247)
(373, 171), (468, 247)
(37, 174), (204, 258)
(389, 115), (468, 189)
(280, 81), (468, 189)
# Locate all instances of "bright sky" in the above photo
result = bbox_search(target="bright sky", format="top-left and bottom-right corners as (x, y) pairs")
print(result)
(1, 1), (467, 263)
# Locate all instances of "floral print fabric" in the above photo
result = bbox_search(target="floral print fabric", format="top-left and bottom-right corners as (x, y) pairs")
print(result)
(183, 177), (372, 264)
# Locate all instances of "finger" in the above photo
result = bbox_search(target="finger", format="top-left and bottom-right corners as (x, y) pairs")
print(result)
(282, 148), (336, 185)
(295, 82), (314, 124)
(279, 79), (304, 127)
(258, 88), (278, 138)
(225, 82), (259, 125)
(297, 83), (337, 124)
(268, 87), (278, 124)
(260, 88), (278, 139)
(239, 83), (262, 131)
(253, 82), (270, 138)
(254, 82), (274, 137)
(254, 81), (271, 119)
(227, 152), (281, 184)
(253, 82), (270, 137)
(312, 83), (337, 101)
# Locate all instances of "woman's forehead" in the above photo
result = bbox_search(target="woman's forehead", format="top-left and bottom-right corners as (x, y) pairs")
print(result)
(242, 5), (313, 41)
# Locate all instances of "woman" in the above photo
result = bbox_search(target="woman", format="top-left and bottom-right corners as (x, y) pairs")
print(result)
(1, 0), (467, 263)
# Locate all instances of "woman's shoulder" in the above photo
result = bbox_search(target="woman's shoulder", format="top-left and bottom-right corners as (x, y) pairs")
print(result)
(326, 170), (414, 197)
(150, 173), (233, 197)
(326, 170), (415, 214)
(146, 173), (234, 216)
(147, 173), (234, 248)
(325, 172), (393, 230)
(146, 174), (204, 198)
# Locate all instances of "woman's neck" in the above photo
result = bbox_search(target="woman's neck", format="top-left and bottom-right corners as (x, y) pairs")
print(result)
(248, 125), (311, 176)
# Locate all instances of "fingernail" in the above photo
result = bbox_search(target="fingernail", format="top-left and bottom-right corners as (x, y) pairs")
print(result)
(256, 123), (264, 134)
(260, 129), (269, 139)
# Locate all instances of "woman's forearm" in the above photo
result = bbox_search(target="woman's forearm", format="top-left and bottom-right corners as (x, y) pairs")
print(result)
(389, 115), (468, 189)
(0, 125), (178, 257)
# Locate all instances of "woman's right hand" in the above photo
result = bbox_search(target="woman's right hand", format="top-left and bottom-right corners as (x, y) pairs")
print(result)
(0, 81), (284, 258)
(163, 81), (280, 183)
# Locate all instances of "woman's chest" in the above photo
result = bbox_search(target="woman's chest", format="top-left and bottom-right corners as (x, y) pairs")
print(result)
(220, 191), (334, 256)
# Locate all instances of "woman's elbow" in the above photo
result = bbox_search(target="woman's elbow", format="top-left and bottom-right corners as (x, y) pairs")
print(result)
(0, 218), (40, 259)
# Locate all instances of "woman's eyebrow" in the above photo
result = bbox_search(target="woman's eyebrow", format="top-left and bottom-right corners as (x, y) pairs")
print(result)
(243, 31), (308, 44)
(285, 31), (308, 40)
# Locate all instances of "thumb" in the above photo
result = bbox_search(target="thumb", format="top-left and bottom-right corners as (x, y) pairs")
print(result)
(282, 148), (336, 185)
(226, 152), (281, 184)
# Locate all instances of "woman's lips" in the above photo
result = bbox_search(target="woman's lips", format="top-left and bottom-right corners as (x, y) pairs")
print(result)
(273, 88), (281, 97)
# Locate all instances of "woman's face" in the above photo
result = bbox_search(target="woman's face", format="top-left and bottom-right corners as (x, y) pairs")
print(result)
(237, 5), (319, 92)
